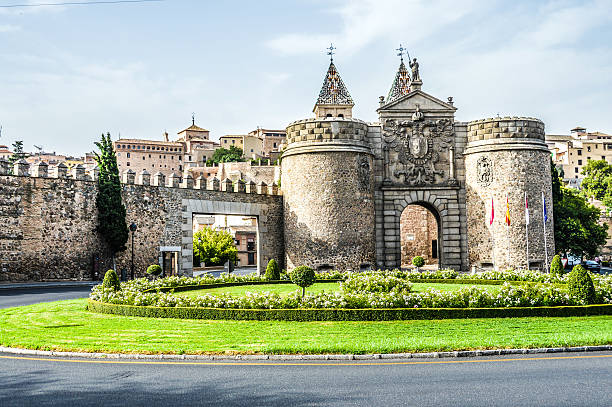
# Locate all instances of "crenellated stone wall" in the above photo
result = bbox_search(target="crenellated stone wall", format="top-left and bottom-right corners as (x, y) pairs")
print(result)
(0, 159), (283, 281)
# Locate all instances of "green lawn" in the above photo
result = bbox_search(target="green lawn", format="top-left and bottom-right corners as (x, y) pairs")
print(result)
(1, 299), (610, 355)
(176, 282), (500, 298)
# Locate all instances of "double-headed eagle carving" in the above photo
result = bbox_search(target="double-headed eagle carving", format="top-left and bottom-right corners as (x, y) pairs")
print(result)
(383, 113), (454, 185)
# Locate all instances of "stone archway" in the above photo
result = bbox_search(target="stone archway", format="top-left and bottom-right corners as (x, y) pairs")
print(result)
(400, 203), (440, 268)
(377, 187), (465, 271)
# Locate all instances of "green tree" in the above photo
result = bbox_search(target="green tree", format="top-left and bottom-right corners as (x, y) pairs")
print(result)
(567, 264), (595, 304)
(549, 254), (564, 276)
(552, 160), (608, 260)
(265, 259), (280, 280)
(94, 133), (128, 269)
(8, 140), (27, 168)
(211, 146), (244, 163)
(193, 226), (238, 266)
(102, 269), (121, 291)
(581, 159), (612, 213)
(290, 265), (316, 298)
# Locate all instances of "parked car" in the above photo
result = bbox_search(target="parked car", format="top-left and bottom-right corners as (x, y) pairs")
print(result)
(583, 260), (601, 273)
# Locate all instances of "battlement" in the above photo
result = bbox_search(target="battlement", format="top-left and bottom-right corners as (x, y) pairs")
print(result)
(466, 117), (545, 143)
(285, 117), (369, 144)
(0, 158), (280, 196)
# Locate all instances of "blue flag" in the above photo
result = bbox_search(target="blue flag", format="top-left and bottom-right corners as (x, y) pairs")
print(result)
(542, 192), (548, 222)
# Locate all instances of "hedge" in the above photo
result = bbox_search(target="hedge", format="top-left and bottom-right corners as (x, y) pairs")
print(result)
(144, 279), (344, 294)
(87, 300), (612, 321)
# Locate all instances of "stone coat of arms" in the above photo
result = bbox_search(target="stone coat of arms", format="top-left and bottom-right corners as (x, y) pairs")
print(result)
(382, 113), (454, 185)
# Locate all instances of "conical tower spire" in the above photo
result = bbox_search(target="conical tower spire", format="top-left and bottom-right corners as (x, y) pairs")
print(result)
(313, 59), (354, 119)
(386, 60), (411, 104)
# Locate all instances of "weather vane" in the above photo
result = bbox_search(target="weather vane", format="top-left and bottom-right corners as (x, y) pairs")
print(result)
(192, 112), (195, 125)
(396, 44), (406, 62)
(327, 43), (335, 62)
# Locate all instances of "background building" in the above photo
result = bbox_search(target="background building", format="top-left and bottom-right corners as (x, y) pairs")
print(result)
(0, 145), (12, 160)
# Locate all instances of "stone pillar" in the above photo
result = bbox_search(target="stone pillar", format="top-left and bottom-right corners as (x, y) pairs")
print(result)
(153, 172), (165, 187)
(13, 159), (29, 176)
(181, 173), (194, 189)
(246, 180), (257, 194)
(282, 118), (375, 272)
(122, 169), (136, 184)
(194, 176), (205, 189)
(207, 177), (220, 191)
(464, 117), (554, 270)
(0, 158), (9, 175)
(234, 179), (246, 193)
(32, 162), (49, 178)
(138, 169), (151, 186)
(71, 164), (85, 180)
(54, 162), (68, 179)
(167, 173), (180, 188)
(221, 178), (233, 192)
(90, 167), (99, 182)
(257, 181), (267, 194)
(269, 182), (279, 195)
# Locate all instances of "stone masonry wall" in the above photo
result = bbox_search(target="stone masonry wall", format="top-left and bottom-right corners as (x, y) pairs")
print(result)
(0, 163), (283, 282)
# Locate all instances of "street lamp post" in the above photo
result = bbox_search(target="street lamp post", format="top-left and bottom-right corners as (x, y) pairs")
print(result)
(129, 222), (137, 280)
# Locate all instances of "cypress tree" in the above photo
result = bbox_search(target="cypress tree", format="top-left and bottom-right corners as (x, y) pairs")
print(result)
(94, 133), (128, 268)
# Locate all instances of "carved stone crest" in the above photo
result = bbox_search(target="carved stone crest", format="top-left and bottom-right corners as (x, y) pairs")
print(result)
(382, 116), (454, 186)
(476, 156), (493, 187)
(357, 155), (370, 191)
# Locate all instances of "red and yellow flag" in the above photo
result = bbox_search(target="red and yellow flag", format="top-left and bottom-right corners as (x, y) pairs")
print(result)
(505, 195), (511, 226)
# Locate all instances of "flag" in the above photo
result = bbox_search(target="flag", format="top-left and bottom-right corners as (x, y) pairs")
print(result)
(505, 195), (511, 226)
(489, 197), (494, 226)
(525, 192), (529, 225)
(542, 192), (548, 222)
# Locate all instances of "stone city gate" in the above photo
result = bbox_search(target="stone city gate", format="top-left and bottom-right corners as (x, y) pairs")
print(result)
(372, 87), (469, 272)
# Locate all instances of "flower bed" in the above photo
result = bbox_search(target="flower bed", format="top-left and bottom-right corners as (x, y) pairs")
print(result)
(87, 269), (612, 321)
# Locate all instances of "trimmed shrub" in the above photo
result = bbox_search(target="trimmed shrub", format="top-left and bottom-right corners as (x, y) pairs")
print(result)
(264, 259), (280, 280)
(568, 265), (596, 304)
(412, 256), (425, 271)
(146, 264), (162, 277)
(290, 266), (316, 297)
(550, 255), (564, 276)
(102, 269), (121, 291)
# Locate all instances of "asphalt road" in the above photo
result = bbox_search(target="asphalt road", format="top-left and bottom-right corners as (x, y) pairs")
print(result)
(0, 286), (94, 309)
(0, 352), (610, 406)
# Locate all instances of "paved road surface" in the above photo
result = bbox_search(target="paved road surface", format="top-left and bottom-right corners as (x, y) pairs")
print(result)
(0, 352), (610, 406)
(0, 285), (94, 309)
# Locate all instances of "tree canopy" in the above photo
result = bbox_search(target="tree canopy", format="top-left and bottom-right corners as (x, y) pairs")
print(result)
(552, 160), (608, 259)
(193, 226), (238, 266)
(581, 159), (612, 213)
(94, 133), (128, 257)
(8, 140), (26, 166)
(210, 146), (244, 164)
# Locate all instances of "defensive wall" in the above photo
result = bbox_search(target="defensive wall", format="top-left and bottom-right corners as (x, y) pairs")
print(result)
(0, 159), (283, 281)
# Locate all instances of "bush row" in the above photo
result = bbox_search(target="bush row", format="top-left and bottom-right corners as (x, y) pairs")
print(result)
(87, 299), (612, 321)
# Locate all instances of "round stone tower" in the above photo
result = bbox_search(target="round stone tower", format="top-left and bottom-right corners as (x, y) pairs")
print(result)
(464, 117), (555, 270)
(281, 60), (375, 271)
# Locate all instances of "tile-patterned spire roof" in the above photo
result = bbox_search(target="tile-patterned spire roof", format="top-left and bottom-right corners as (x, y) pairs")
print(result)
(386, 61), (411, 103)
(315, 62), (354, 105)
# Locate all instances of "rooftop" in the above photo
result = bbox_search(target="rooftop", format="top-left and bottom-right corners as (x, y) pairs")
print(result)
(314, 61), (354, 106)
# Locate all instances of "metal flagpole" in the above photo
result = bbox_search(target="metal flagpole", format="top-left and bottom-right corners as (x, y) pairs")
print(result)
(542, 191), (549, 271)
(506, 194), (510, 267)
(525, 191), (529, 270)
(490, 197), (495, 271)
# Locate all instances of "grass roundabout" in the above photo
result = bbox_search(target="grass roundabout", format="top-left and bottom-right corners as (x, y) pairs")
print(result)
(1, 268), (611, 355)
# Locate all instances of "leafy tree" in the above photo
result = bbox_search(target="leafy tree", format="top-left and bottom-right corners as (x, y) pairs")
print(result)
(8, 140), (27, 168)
(290, 265), (316, 298)
(552, 160), (608, 260)
(412, 256), (425, 271)
(94, 133), (128, 269)
(581, 159), (612, 213)
(193, 226), (238, 266)
(146, 264), (162, 278)
(265, 259), (280, 280)
(211, 146), (244, 163)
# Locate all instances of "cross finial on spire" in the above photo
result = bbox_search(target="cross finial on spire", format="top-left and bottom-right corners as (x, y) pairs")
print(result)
(192, 112), (195, 125)
(396, 44), (406, 62)
(327, 43), (336, 62)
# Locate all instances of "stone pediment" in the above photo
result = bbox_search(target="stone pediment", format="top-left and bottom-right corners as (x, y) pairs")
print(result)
(377, 90), (456, 114)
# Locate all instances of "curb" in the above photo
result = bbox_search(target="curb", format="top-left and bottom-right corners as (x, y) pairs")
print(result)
(1, 345), (610, 361)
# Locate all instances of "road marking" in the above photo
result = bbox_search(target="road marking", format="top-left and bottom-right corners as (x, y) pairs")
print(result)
(0, 354), (611, 367)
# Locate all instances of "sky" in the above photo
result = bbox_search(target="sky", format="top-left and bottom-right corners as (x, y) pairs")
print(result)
(1, 0), (611, 156)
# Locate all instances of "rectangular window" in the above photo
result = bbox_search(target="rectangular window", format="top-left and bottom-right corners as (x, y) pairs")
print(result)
(273, 143), (277, 147)
(575, 167), (579, 173)
(234, 239), (240, 245)
(224, 140), (227, 143)
(578, 149), (582, 155)
(578, 159), (582, 165)
(127, 153), (130, 158)
(587, 146), (591, 152)
(232, 140), (235, 144)
(127, 162), (130, 166)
